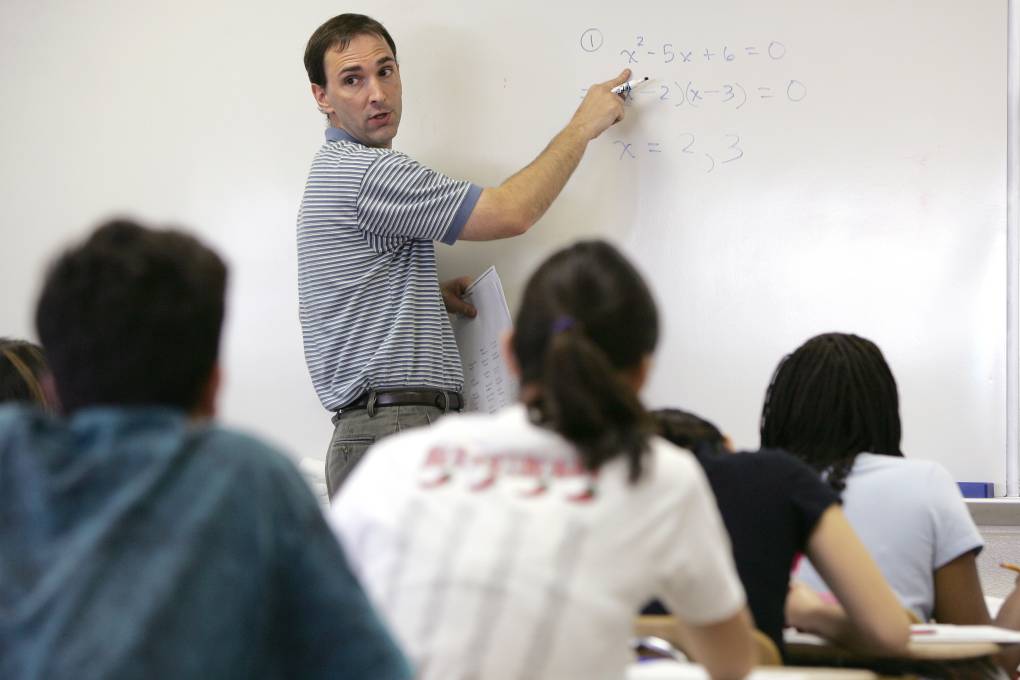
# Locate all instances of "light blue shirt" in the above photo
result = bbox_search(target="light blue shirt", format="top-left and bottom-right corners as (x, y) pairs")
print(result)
(795, 453), (983, 621)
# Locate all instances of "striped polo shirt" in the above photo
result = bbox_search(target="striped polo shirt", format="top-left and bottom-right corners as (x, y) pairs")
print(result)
(297, 128), (483, 411)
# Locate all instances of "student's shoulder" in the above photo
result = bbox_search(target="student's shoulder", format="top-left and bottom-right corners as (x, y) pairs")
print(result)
(644, 436), (710, 488)
(188, 424), (307, 488)
(0, 404), (58, 447)
(848, 454), (965, 509)
(735, 447), (823, 480)
(0, 403), (36, 430)
(855, 452), (948, 483)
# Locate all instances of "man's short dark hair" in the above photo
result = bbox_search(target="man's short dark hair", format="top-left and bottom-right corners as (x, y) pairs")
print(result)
(36, 219), (227, 413)
(304, 13), (397, 88)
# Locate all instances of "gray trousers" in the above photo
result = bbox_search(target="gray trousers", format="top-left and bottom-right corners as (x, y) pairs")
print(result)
(325, 404), (447, 499)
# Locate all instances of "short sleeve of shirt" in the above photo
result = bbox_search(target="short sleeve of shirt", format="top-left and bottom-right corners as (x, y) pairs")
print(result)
(926, 462), (983, 569)
(358, 152), (482, 246)
(776, 450), (841, 545)
(657, 460), (746, 626)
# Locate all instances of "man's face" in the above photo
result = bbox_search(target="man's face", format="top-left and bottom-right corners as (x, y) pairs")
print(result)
(312, 33), (402, 148)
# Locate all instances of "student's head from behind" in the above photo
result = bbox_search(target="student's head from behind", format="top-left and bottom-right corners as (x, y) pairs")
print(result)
(305, 13), (402, 148)
(510, 240), (659, 482)
(35, 219), (227, 416)
(760, 332), (902, 490)
(0, 338), (54, 410)
(653, 408), (729, 457)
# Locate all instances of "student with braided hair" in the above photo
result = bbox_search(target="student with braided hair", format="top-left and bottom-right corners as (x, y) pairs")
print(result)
(330, 241), (755, 680)
(761, 332), (1020, 671)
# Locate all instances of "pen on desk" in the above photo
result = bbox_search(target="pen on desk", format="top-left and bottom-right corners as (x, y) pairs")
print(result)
(611, 76), (650, 95)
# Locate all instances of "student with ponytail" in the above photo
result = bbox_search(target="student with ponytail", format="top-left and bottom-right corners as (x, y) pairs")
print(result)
(761, 332), (1020, 672)
(330, 241), (755, 680)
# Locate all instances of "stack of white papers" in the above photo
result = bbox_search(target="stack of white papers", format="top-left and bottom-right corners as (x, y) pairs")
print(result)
(450, 266), (517, 413)
(909, 624), (1020, 644)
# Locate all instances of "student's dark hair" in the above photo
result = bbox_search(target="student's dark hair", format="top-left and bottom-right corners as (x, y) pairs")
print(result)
(760, 332), (903, 493)
(512, 240), (659, 482)
(304, 13), (397, 87)
(35, 219), (227, 414)
(653, 408), (726, 457)
(0, 338), (51, 408)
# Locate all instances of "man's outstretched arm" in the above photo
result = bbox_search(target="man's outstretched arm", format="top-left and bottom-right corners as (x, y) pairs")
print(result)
(459, 69), (631, 242)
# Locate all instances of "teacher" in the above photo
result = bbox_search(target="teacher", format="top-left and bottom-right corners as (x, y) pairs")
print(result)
(297, 13), (630, 496)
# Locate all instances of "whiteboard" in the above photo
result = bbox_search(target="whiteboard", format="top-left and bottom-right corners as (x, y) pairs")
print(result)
(0, 1), (1012, 489)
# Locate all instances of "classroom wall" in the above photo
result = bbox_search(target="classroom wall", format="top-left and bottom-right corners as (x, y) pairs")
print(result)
(1, 2), (336, 459)
(0, 1), (1012, 487)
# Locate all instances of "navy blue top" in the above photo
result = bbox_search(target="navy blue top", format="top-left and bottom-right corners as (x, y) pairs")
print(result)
(0, 405), (411, 680)
(644, 448), (839, 658)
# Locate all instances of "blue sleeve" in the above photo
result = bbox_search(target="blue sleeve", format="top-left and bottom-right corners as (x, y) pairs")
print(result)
(271, 461), (413, 679)
(927, 462), (984, 569)
(357, 152), (481, 246)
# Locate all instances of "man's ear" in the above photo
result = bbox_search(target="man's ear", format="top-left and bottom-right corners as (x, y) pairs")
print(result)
(192, 362), (221, 420)
(311, 83), (332, 116)
(500, 329), (520, 379)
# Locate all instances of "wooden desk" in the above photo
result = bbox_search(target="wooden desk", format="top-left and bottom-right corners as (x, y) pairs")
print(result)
(784, 629), (1005, 679)
(785, 632), (1000, 663)
(627, 660), (877, 679)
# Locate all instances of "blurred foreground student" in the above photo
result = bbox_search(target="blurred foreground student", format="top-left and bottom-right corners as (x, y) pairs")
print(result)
(650, 409), (909, 658)
(0, 338), (54, 409)
(330, 241), (755, 680)
(761, 332), (1020, 671)
(0, 220), (410, 680)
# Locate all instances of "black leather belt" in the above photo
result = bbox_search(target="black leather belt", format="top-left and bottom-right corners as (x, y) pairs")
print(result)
(340, 389), (463, 413)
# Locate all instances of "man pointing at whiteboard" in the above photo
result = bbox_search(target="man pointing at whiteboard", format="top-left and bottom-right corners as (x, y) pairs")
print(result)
(297, 13), (630, 496)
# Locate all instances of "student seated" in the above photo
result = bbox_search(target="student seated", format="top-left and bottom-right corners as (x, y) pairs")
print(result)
(0, 220), (410, 680)
(0, 337), (55, 409)
(760, 332), (1020, 670)
(648, 408), (909, 659)
(330, 240), (756, 680)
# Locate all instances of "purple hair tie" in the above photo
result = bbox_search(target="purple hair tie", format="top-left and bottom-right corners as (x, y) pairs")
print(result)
(551, 316), (576, 334)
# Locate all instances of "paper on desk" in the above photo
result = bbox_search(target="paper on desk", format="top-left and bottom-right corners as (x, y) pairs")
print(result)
(450, 266), (517, 413)
(909, 624), (1020, 644)
(627, 660), (858, 679)
(786, 624), (1020, 646)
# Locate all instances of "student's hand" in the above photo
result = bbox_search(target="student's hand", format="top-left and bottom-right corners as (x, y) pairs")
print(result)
(994, 566), (1020, 673)
(569, 69), (631, 141)
(785, 580), (842, 631)
(996, 564), (1020, 627)
(441, 276), (477, 317)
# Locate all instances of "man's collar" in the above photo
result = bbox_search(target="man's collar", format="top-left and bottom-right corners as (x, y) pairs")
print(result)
(325, 127), (360, 144)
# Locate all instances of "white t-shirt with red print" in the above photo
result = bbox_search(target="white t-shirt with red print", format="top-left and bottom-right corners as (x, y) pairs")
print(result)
(329, 404), (745, 680)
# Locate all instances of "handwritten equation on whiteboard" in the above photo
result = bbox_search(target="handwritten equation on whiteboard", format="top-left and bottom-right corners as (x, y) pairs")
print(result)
(579, 29), (807, 171)
(614, 134), (743, 174)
